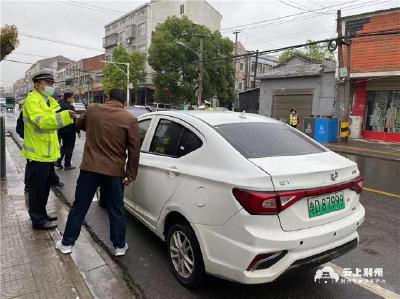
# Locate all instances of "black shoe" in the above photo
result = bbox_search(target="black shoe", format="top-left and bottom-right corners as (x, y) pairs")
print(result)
(64, 166), (76, 170)
(51, 182), (65, 188)
(32, 221), (57, 230)
(47, 215), (58, 221)
(55, 164), (63, 170)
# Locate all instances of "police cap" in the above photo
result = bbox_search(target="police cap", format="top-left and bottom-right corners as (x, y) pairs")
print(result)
(31, 69), (56, 83)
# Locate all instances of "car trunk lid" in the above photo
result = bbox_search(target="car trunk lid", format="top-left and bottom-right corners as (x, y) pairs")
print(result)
(249, 151), (362, 231)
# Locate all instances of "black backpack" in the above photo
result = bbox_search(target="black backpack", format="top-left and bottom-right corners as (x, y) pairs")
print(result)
(16, 110), (24, 139)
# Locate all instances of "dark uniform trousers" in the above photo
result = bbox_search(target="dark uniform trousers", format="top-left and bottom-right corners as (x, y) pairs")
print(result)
(25, 160), (55, 225)
(57, 130), (76, 167)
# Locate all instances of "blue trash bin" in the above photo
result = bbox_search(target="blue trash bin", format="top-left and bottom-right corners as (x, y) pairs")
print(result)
(314, 118), (338, 143)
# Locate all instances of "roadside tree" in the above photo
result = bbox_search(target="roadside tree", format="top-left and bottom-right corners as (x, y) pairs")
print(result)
(148, 16), (235, 107)
(0, 25), (19, 61)
(103, 46), (146, 94)
(278, 40), (335, 63)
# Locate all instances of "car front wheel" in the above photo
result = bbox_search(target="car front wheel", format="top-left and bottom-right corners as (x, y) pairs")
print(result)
(166, 222), (205, 288)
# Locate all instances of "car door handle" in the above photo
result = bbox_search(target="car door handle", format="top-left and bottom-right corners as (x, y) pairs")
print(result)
(167, 166), (181, 177)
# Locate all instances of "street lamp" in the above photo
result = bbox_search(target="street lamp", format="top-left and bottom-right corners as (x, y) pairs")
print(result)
(176, 41), (203, 107)
(102, 60), (131, 106)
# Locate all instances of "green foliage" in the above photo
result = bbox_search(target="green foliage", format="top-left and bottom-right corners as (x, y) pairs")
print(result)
(278, 40), (335, 64)
(148, 16), (235, 106)
(0, 25), (19, 61)
(103, 46), (146, 93)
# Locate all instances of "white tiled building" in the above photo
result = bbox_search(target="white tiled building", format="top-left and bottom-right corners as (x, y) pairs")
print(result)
(103, 0), (222, 95)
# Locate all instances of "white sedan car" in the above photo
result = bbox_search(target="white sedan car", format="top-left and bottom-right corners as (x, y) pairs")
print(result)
(124, 111), (365, 288)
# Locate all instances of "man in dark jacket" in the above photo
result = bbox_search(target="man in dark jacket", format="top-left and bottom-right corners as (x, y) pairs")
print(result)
(55, 92), (80, 170)
(56, 88), (140, 257)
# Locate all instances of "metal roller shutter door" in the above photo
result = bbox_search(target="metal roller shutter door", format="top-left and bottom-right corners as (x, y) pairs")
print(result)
(272, 94), (313, 129)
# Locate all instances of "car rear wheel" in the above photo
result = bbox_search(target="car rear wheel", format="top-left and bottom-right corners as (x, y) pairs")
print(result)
(166, 222), (205, 288)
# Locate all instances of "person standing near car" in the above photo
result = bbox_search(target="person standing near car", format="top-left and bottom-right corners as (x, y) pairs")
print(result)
(22, 70), (75, 230)
(55, 92), (80, 170)
(56, 88), (140, 256)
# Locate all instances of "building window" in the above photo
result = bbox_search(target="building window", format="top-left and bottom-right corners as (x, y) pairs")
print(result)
(239, 62), (244, 71)
(120, 19), (125, 26)
(366, 91), (400, 132)
(138, 22), (146, 36)
(129, 15), (134, 21)
(180, 4), (185, 14)
(120, 31), (126, 43)
(138, 9), (144, 16)
(251, 62), (255, 72)
(138, 44), (146, 53)
(238, 81), (243, 90)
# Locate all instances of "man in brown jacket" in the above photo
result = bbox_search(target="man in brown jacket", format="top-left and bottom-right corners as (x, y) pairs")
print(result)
(56, 88), (140, 256)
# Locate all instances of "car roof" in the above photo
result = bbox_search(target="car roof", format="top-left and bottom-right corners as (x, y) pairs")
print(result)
(149, 110), (280, 126)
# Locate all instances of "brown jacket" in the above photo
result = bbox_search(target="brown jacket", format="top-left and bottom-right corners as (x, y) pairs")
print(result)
(77, 101), (140, 179)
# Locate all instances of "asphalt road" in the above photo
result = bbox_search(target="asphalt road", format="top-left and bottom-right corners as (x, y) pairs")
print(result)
(5, 111), (400, 299)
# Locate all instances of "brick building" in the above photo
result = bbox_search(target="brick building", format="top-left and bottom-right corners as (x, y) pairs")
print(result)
(342, 8), (400, 142)
(56, 54), (105, 104)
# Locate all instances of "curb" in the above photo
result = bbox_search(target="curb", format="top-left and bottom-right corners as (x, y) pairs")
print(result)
(6, 131), (143, 299)
(330, 150), (400, 162)
(325, 144), (400, 162)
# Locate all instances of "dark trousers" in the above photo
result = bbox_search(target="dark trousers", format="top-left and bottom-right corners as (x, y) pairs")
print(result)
(25, 162), (61, 192)
(25, 161), (54, 225)
(62, 170), (126, 248)
(57, 131), (76, 167)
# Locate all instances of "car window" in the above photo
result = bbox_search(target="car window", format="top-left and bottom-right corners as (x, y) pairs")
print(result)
(138, 119), (151, 146)
(159, 104), (165, 109)
(149, 120), (183, 156)
(177, 129), (203, 157)
(214, 122), (326, 158)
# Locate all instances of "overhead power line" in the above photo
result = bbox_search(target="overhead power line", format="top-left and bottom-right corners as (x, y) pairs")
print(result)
(204, 29), (400, 65)
(221, 0), (361, 31)
(278, 0), (333, 15)
(19, 32), (104, 52)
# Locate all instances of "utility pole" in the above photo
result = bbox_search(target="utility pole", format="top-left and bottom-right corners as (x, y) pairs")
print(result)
(198, 37), (204, 107)
(253, 50), (259, 88)
(344, 40), (351, 120)
(233, 30), (240, 91)
(337, 9), (345, 120)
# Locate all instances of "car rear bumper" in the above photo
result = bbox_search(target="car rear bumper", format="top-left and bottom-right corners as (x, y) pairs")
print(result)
(194, 203), (365, 284)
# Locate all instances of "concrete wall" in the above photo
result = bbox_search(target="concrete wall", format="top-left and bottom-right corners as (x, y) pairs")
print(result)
(259, 71), (336, 117)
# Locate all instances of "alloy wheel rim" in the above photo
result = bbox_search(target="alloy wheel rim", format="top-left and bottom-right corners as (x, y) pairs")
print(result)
(169, 231), (194, 278)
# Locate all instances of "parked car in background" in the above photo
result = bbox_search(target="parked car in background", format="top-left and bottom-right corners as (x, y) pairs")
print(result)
(6, 97), (16, 112)
(134, 105), (152, 112)
(152, 102), (172, 111)
(127, 106), (151, 118)
(72, 102), (86, 114)
(0, 97), (6, 109)
(123, 110), (365, 288)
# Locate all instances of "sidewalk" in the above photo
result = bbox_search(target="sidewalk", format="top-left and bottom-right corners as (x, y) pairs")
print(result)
(1, 137), (134, 299)
(325, 139), (400, 161)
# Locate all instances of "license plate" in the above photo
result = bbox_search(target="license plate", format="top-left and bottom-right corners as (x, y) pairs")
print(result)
(307, 191), (345, 218)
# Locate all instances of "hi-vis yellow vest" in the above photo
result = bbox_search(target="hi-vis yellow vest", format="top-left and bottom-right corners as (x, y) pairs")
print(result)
(289, 113), (298, 126)
(21, 89), (73, 162)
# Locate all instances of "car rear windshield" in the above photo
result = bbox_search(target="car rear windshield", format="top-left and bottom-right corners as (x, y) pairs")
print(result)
(214, 122), (326, 158)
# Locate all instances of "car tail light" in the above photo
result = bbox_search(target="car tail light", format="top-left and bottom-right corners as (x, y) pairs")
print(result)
(233, 176), (364, 215)
(232, 189), (280, 215)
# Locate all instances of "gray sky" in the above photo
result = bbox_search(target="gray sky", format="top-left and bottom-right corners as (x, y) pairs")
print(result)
(1, 0), (399, 86)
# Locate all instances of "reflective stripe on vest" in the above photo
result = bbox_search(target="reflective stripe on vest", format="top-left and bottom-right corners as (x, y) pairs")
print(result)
(23, 144), (35, 153)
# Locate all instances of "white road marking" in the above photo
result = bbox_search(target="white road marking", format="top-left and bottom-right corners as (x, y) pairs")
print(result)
(328, 262), (400, 299)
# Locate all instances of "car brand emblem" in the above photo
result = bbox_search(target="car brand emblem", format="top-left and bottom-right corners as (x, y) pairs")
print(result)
(330, 171), (338, 181)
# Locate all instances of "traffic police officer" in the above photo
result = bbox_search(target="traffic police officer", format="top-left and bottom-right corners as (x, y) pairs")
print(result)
(22, 70), (75, 230)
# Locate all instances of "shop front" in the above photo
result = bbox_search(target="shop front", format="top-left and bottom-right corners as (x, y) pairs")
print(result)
(352, 77), (400, 143)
